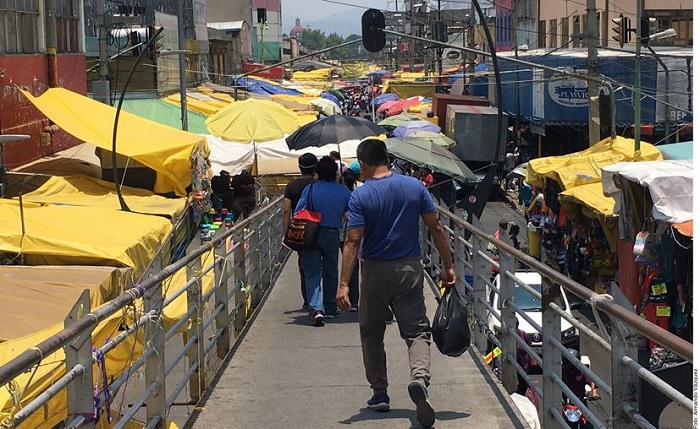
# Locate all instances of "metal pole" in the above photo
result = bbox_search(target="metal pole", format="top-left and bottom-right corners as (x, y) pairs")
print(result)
(97, 0), (109, 82)
(633, 0), (643, 156)
(645, 45), (670, 141)
(586, 0), (600, 146)
(178, 0), (188, 131)
(467, 2), (475, 94)
(461, 22), (467, 92)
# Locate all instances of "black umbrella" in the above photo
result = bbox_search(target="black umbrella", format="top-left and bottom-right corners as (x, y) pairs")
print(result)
(285, 115), (385, 150)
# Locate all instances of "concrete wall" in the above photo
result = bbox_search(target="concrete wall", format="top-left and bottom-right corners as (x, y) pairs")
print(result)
(206, 0), (253, 23)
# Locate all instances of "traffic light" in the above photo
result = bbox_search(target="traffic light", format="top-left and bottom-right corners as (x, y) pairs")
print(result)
(362, 9), (386, 53)
(640, 15), (657, 45)
(611, 14), (630, 48)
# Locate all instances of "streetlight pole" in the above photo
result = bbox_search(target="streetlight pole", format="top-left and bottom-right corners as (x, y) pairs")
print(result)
(177, 0), (188, 131)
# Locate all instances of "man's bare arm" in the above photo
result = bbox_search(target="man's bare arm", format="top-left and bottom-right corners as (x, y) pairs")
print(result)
(337, 226), (363, 309)
(421, 211), (457, 286)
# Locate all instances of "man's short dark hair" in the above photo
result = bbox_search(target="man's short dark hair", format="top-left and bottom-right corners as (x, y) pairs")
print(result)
(356, 139), (389, 167)
(316, 156), (337, 181)
(298, 153), (318, 175)
(329, 151), (340, 161)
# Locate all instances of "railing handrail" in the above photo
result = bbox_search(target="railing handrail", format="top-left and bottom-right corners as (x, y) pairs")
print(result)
(435, 205), (693, 362)
(0, 196), (284, 388)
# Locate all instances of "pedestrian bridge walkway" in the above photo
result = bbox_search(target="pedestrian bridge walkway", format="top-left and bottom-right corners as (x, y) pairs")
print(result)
(186, 253), (527, 429)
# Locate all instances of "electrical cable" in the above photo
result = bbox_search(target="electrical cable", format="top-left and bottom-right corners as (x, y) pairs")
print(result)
(111, 26), (164, 212)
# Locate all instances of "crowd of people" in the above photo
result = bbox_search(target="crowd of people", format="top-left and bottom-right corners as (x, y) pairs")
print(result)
(338, 84), (372, 117)
(210, 169), (257, 221)
(281, 140), (456, 429)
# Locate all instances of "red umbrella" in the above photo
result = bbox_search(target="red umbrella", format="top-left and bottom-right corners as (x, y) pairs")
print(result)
(377, 97), (421, 117)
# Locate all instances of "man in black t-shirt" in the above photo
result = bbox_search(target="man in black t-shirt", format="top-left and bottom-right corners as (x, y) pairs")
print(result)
(283, 153), (318, 310)
(211, 170), (233, 211)
(231, 169), (256, 220)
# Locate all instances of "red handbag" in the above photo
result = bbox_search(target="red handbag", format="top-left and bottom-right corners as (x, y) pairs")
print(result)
(283, 184), (322, 251)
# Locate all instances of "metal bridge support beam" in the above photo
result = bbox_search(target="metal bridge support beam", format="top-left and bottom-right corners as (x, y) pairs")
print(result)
(214, 236), (231, 359)
(498, 245), (518, 394)
(233, 228), (247, 335)
(64, 290), (95, 429)
(144, 254), (166, 428)
(470, 217), (489, 353)
(611, 319), (639, 428)
(186, 247), (205, 402)
(541, 276), (562, 428)
(249, 218), (262, 310)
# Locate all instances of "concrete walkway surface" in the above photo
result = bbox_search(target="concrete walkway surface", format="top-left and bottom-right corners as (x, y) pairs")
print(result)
(186, 246), (527, 429)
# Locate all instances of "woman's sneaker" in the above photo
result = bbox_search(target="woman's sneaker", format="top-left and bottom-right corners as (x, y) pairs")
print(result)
(408, 380), (435, 428)
(312, 310), (324, 327)
(367, 392), (390, 412)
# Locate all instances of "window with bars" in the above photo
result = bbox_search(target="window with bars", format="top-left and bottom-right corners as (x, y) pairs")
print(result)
(538, 20), (546, 48)
(56, 0), (80, 53)
(572, 15), (580, 48)
(561, 17), (569, 47)
(515, 0), (534, 20)
(549, 18), (557, 48)
(0, 0), (40, 54)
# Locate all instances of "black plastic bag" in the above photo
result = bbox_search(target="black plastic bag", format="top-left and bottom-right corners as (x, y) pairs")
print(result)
(432, 286), (470, 357)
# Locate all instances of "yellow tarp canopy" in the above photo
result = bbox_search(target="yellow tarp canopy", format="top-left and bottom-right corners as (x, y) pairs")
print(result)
(22, 175), (187, 218)
(526, 137), (662, 190)
(342, 62), (369, 79)
(292, 68), (333, 81)
(0, 200), (171, 275)
(559, 182), (616, 217)
(382, 81), (436, 99)
(0, 265), (131, 342)
(0, 312), (143, 429)
(165, 93), (223, 115)
(22, 88), (208, 196)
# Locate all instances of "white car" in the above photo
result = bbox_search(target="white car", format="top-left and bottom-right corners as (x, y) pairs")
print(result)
(486, 271), (579, 355)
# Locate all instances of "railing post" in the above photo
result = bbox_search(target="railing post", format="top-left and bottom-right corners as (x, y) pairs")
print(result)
(186, 247), (205, 402)
(498, 241), (518, 394)
(144, 255), (166, 427)
(64, 290), (95, 429)
(249, 217), (262, 309)
(233, 228), (247, 335)
(213, 236), (231, 360)
(430, 214), (441, 281)
(259, 212), (272, 293)
(470, 217), (489, 353)
(541, 276), (562, 429)
(453, 223), (466, 295)
(611, 319), (639, 428)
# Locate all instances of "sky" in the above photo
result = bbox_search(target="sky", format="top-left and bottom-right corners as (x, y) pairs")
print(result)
(281, 0), (387, 37)
(280, 0), (485, 37)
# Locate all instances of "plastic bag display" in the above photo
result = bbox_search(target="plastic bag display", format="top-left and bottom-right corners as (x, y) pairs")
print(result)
(432, 286), (471, 357)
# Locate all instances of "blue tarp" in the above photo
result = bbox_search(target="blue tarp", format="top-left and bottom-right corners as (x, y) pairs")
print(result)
(232, 76), (304, 96)
(320, 91), (341, 106)
(373, 93), (399, 107)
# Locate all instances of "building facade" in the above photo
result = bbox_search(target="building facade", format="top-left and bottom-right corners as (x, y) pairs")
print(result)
(0, 0), (87, 169)
(252, 0), (282, 62)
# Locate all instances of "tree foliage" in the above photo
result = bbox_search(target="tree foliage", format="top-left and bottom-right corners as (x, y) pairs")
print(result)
(297, 28), (370, 60)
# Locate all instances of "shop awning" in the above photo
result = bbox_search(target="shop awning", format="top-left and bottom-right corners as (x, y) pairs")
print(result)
(602, 160), (693, 223)
(559, 182), (615, 217)
(21, 88), (208, 196)
(21, 175), (187, 218)
(526, 136), (662, 189)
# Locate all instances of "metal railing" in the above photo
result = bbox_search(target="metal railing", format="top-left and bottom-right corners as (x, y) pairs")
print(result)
(0, 197), (288, 429)
(420, 205), (693, 429)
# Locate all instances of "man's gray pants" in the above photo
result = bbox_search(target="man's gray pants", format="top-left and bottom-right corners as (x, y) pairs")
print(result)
(360, 257), (431, 394)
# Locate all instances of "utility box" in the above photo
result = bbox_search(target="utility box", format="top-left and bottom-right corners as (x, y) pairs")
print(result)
(444, 104), (506, 166)
(431, 94), (490, 130)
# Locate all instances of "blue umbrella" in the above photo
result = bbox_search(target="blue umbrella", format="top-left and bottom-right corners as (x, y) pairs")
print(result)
(372, 93), (399, 107)
(320, 91), (341, 106)
(392, 120), (441, 137)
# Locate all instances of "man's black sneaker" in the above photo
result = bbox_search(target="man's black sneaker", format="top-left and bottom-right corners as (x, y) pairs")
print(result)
(325, 310), (341, 319)
(367, 392), (390, 412)
(408, 380), (435, 428)
(312, 310), (325, 327)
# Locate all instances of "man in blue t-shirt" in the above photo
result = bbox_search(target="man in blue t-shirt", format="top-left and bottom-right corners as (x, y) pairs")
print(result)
(336, 139), (456, 429)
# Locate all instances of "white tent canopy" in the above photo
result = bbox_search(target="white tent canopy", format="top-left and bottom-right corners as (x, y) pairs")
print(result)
(602, 160), (693, 224)
(204, 135), (362, 175)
